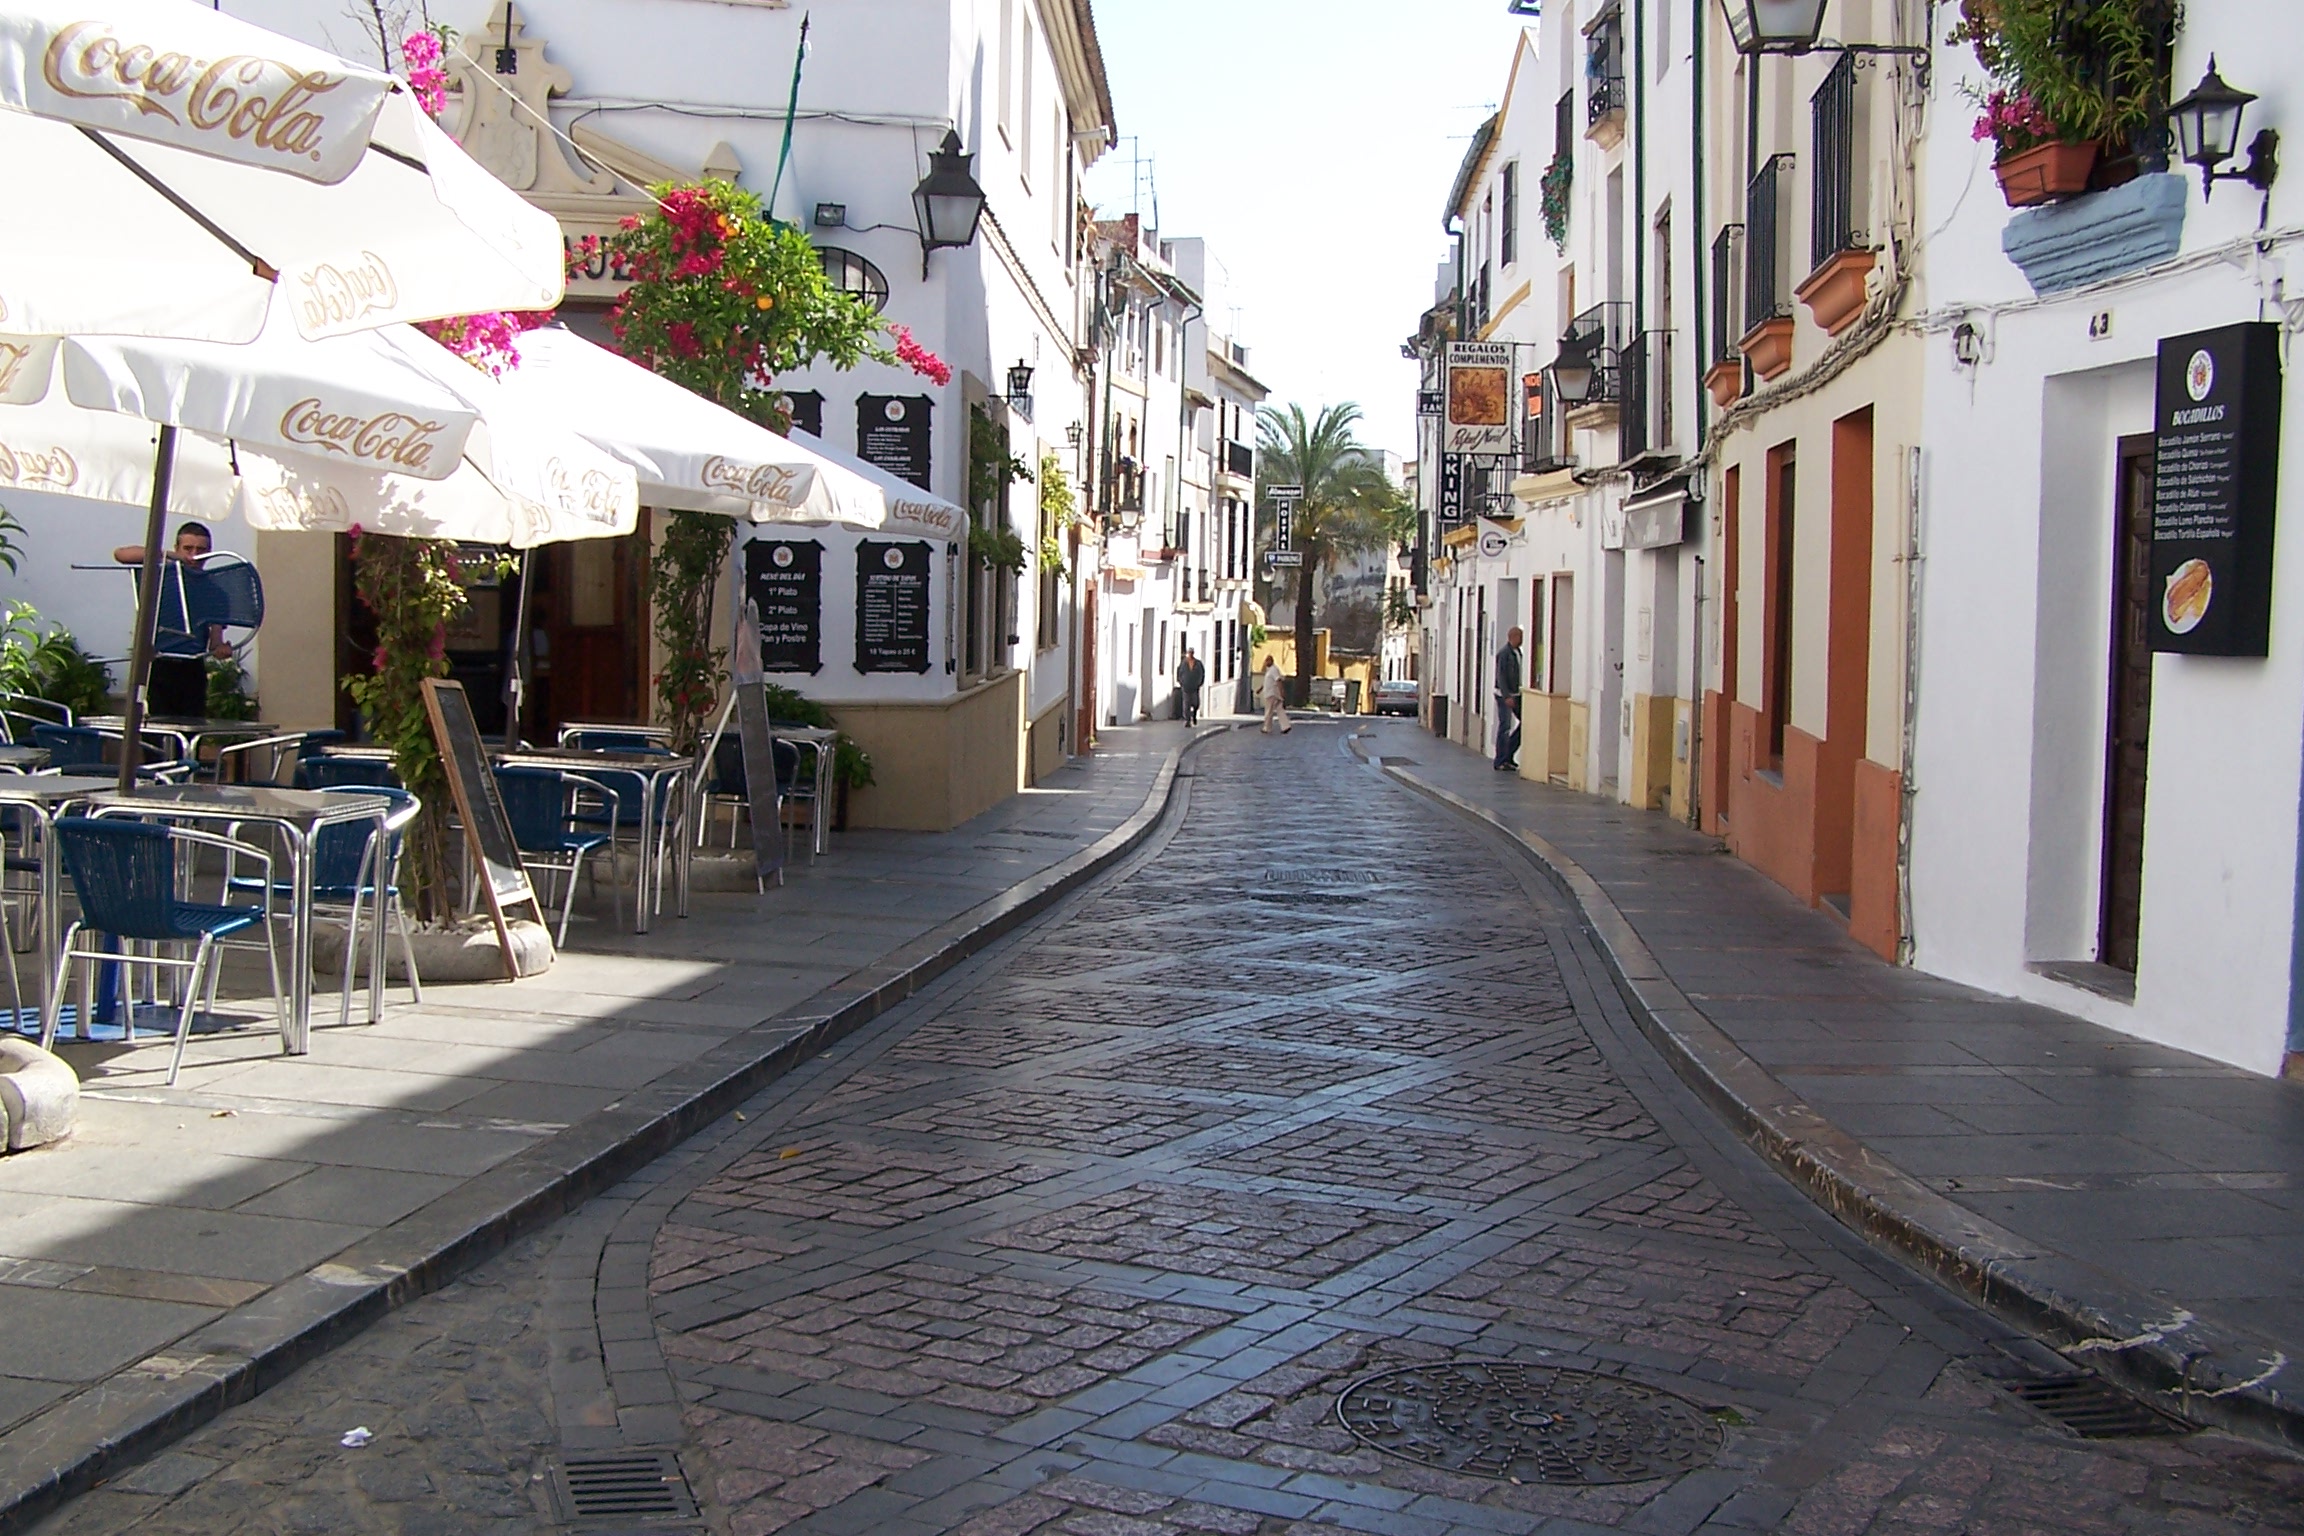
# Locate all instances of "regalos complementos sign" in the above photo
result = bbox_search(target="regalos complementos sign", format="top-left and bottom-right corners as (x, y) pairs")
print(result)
(1444, 342), (1514, 456)
(2151, 322), (2284, 656)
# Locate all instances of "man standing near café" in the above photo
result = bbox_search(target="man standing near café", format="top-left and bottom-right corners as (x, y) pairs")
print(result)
(1494, 625), (1523, 772)
(1177, 646), (1206, 726)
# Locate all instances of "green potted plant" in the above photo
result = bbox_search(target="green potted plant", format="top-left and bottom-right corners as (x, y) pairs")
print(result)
(759, 682), (875, 830)
(1952, 0), (2181, 207)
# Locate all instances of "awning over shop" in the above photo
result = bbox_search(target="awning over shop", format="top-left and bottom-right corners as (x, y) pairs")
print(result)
(1621, 474), (1697, 551)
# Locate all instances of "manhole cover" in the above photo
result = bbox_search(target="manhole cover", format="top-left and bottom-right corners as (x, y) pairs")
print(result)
(1251, 868), (1379, 906)
(1337, 1362), (1723, 1484)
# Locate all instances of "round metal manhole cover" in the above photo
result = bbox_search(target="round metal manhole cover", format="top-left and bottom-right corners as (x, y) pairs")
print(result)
(1336, 1362), (1723, 1484)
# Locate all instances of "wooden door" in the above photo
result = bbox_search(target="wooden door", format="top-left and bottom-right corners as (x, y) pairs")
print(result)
(2098, 438), (2156, 971)
(534, 520), (650, 737)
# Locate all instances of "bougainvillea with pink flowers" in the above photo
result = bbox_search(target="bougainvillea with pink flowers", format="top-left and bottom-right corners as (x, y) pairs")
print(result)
(606, 177), (952, 750)
(400, 29), (450, 117)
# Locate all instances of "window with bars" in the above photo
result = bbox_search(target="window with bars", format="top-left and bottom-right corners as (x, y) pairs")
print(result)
(1746, 154), (1794, 327)
(1810, 53), (1859, 270)
(1711, 224), (1744, 361)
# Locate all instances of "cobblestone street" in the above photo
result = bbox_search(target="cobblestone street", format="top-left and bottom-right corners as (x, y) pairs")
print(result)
(32, 725), (2304, 1535)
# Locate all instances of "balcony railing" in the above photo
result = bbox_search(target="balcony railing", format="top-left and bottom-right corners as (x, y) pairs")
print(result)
(1560, 300), (1631, 405)
(1619, 330), (1676, 462)
(1522, 369), (1575, 474)
(1811, 53), (1859, 269)
(1710, 225), (1744, 365)
(1223, 439), (1253, 479)
(1585, 13), (1624, 126)
(1746, 154), (1794, 329)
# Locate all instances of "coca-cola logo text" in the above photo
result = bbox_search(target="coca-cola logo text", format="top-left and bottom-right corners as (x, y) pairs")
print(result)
(279, 398), (445, 472)
(292, 253), (398, 333)
(43, 21), (345, 165)
(0, 441), (78, 489)
(700, 456), (802, 503)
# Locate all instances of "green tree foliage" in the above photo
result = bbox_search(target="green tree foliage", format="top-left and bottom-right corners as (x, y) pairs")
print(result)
(1254, 403), (1399, 702)
(606, 180), (901, 752)
(0, 603), (110, 717)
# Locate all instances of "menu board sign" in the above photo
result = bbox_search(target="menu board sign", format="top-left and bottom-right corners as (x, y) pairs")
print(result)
(2152, 322), (2284, 656)
(857, 394), (934, 490)
(1444, 341), (1514, 455)
(856, 539), (932, 674)
(744, 538), (822, 675)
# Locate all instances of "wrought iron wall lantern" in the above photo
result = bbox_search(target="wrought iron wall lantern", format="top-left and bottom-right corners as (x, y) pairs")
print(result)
(998, 361), (1035, 422)
(1715, 0), (1930, 89)
(1548, 347), (1605, 407)
(2168, 58), (2279, 201)
(912, 130), (988, 278)
(494, 1), (518, 73)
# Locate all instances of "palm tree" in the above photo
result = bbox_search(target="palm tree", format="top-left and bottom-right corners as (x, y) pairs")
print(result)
(1255, 402), (1399, 703)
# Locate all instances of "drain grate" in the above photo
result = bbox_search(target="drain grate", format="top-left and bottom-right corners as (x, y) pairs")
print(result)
(1380, 755), (1420, 766)
(1337, 1362), (1722, 1484)
(550, 1450), (700, 1525)
(2004, 1375), (2188, 1439)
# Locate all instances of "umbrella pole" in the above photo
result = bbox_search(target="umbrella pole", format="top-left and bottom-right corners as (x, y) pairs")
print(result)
(503, 550), (532, 748)
(117, 425), (178, 797)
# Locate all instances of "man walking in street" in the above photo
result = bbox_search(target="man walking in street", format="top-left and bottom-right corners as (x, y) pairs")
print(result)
(1494, 625), (1523, 771)
(1178, 647), (1206, 726)
(1260, 658), (1292, 734)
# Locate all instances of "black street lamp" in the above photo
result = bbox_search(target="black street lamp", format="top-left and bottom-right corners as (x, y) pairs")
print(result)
(1549, 347), (1600, 407)
(2168, 58), (2279, 200)
(912, 130), (988, 277)
(1715, 0), (1929, 86)
(1001, 361), (1035, 422)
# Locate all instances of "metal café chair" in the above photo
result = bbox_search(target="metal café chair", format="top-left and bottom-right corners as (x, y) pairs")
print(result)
(29, 725), (193, 784)
(44, 816), (284, 1086)
(211, 732), (307, 787)
(494, 766), (618, 944)
(0, 694), (71, 745)
(771, 737), (821, 863)
(225, 786), (422, 1026)
(564, 729), (669, 756)
(297, 754), (402, 790)
(695, 733), (761, 850)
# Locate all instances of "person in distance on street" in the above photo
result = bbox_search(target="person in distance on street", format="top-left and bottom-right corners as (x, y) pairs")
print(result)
(1494, 624), (1524, 771)
(1259, 658), (1292, 735)
(1177, 646), (1206, 726)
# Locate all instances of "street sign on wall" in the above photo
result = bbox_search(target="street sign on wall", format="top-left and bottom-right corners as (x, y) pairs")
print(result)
(1444, 342), (1514, 455)
(2152, 322), (2283, 656)
(1267, 549), (1304, 568)
(1438, 454), (1467, 523)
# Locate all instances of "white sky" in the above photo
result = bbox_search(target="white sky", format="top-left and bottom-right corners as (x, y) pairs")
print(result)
(1083, 1), (1535, 456)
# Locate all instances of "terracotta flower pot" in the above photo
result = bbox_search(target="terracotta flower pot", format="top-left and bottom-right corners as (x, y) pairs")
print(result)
(1996, 141), (2100, 207)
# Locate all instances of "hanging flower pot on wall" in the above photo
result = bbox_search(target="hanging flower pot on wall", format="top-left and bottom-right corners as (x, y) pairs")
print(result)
(1995, 140), (2101, 207)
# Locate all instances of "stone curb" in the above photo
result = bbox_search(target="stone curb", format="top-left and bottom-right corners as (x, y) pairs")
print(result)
(0, 725), (1234, 1533)
(1381, 759), (2304, 1458)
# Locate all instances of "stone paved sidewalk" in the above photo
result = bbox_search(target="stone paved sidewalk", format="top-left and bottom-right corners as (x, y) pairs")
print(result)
(1369, 720), (2304, 1449)
(0, 720), (1209, 1529)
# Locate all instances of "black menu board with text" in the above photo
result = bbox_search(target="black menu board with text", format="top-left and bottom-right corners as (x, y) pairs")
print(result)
(744, 538), (822, 674)
(855, 539), (932, 674)
(856, 394), (934, 489)
(785, 390), (824, 440)
(2152, 322), (2284, 656)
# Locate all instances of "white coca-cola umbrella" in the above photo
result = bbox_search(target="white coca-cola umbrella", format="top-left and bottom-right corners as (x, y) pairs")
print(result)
(0, 0), (563, 344)
(503, 328), (966, 537)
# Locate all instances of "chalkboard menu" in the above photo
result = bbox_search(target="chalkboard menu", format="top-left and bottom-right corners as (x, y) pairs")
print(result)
(785, 390), (824, 440)
(856, 539), (932, 674)
(744, 538), (822, 674)
(2152, 322), (2284, 656)
(857, 394), (934, 489)
(422, 678), (549, 976)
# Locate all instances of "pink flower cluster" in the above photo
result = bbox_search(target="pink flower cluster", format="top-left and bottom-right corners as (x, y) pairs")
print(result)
(418, 309), (549, 376)
(890, 324), (952, 387)
(401, 31), (449, 119)
(1971, 89), (2052, 149)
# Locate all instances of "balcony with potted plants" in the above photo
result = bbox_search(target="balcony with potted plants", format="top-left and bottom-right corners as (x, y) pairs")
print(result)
(1952, 0), (2191, 296)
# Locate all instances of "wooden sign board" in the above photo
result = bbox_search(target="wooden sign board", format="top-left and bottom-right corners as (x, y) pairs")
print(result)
(422, 678), (552, 977)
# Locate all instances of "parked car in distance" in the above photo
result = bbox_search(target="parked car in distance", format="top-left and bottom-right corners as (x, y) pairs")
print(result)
(1372, 679), (1419, 717)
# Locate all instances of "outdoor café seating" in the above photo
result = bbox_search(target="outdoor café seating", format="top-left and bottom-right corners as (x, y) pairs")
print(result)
(494, 765), (617, 944)
(224, 786), (423, 1025)
(44, 816), (284, 1087)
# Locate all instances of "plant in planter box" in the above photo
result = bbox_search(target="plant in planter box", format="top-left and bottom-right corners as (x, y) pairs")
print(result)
(1952, 0), (2182, 204)
(757, 682), (874, 828)
(1539, 153), (1574, 252)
